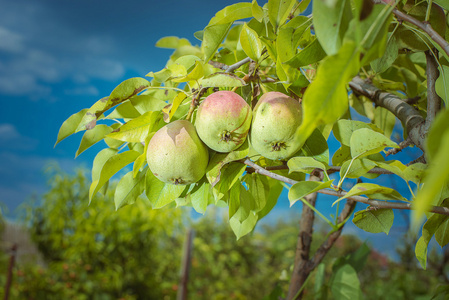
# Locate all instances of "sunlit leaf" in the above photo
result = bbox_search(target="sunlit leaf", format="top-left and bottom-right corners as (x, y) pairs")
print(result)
(55, 109), (88, 146)
(89, 150), (141, 202)
(201, 72), (246, 87)
(295, 41), (360, 147)
(208, 2), (253, 26)
(288, 180), (333, 207)
(202, 23), (233, 63)
(145, 169), (186, 209)
(330, 264), (363, 300)
(229, 210), (258, 240)
(335, 183), (407, 204)
(76, 125), (112, 157)
(155, 36), (191, 49)
(313, 0), (352, 55)
(268, 0), (297, 31)
(353, 208), (394, 234)
(350, 128), (398, 159)
(115, 170), (145, 210)
(107, 111), (162, 143)
(240, 23), (263, 61)
(288, 156), (327, 174)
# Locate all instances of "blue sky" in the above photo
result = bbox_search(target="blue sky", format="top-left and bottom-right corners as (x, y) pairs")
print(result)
(0, 0), (430, 258)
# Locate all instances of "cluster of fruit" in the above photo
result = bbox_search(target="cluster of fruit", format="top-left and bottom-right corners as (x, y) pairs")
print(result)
(147, 91), (303, 185)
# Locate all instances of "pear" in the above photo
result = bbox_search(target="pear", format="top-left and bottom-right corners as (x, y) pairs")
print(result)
(249, 91), (303, 160)
(147, 120), (209, 185)
(195, 90), (252, 153)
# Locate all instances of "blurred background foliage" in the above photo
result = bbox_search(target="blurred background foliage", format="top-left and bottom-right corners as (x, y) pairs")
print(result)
(0, 167), (448, 299)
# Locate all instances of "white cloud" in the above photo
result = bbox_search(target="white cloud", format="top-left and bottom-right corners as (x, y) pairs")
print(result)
(0, 27), (24, 53)
(0, 2), (126, 101)
(64, 85), (99, 96)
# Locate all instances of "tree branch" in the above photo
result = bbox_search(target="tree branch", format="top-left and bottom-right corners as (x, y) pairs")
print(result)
(392, 7), (449, 58)
(349, 76), (426, 152)
(425, 50), (442, 131)
(286, 174), (321, 300)
(241, 158), (449, 216)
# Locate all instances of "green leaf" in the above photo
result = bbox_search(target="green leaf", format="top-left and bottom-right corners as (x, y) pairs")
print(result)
(201, 72), (246, 87)
(162, 93), (187, 122)
(435, 65), (449, 107)
(340, 158), (376, 179)
(91, 148), (118, 183)
(245, 173), (270, 212)
(105, 101), (141, 120)
(240, 23), (263, 61)
(330, 264), (362, 300)
(427, 108), (449, 160)
(288, 180), (333, 207)
(285, 38), (327, 68)
(336, 183), (407, 203)
(252, 0), (265, 22)
(415, 205), (449, 269)
(229, 184), (255, 221)
(300, 128), (330, 164)
(114, 170), (145, 210)
(350, 128), (398, 159)
(288, 156), (327, 174)
(353, 208), (394, 234)
(75, 124), (112, 157)
(55, 109), (88, 146)
(268, 0), (297, 31)
(374, 106), (396, 138)
(130, 94), (167, 114)
(202, 23), (233, 63)
(107, 111), (162, 143)
(295, 41), (360, 148)
(212, 163), (247, 201)
(333, 119), (382, 147)
(332, 145), (351, 166)
(371, 35), (398, 74)
(190, 181), (212, 214)
(230, 210), (258, 240)
(133, 133), (153, 178)
(415, 237), (428, 269)
(257, 179), (283, 220)
(155, 36), (191, 49)
(209, 3), (252, 26)
(313, 0), (352, 55)
(434, 0), (449, 10)
(206, 140), (249, 186)
(109, 77), (151, 104)
(435, 218), (449, 248)
(413, 126), (449, 225)
(89, 150), (141, 202)
(145, 169), (186, 209)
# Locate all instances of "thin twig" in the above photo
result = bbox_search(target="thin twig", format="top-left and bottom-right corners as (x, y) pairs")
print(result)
(385, 139), (412, 156)
(226, 57), (251, 73)
(241, 158), (449, 216)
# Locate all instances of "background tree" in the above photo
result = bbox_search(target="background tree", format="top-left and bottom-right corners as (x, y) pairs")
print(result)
(54, 0), (449, 298)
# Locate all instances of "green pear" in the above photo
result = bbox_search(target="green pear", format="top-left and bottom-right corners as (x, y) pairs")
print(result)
(147, 120), (209, 185)
(195, 90), (252, 153)
(249, 91), (303, 160)
(395, 1), (446, 52)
